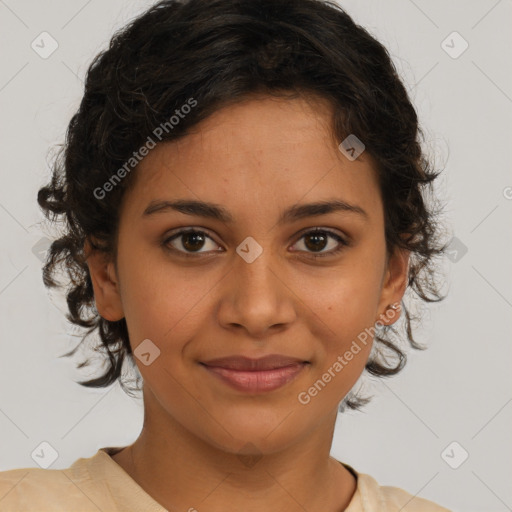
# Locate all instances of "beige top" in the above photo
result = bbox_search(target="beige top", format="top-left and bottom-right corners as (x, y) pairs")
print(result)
(0, 447), (451, 511)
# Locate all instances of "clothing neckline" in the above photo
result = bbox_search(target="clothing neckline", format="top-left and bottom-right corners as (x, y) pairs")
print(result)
(102, 445), (358, 480)
(96, 446), (362, 511)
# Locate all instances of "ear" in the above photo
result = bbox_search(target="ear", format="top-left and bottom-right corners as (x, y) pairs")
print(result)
(84, 239), (125, 322)
(375, 246), (410, 326)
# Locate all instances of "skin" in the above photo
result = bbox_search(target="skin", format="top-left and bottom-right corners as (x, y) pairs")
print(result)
(85, 94), (409, 512)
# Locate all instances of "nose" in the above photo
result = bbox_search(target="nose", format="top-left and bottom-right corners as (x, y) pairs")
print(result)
(216, 244), (297, 339)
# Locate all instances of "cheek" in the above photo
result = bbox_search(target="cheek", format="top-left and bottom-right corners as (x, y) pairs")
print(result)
(300, 256), (383, 335)
(298, 257), (383, 385)
(117, 249), (219, 356)
(298, 295), (375, 411)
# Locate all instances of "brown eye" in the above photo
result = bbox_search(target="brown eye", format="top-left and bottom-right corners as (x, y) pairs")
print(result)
(304, 232), (329, 252)
(292, 229), (348, 258)
(181, 231), (206, 252)
(163, 229), (222, 255)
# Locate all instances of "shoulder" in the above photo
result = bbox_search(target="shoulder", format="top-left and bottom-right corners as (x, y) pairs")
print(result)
(344, 464), (452, 512)
(0, 450), (117, 511)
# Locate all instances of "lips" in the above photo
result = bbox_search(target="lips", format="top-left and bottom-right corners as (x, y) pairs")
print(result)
(201, 355), (308, 371)
(200, 355), (310, 393)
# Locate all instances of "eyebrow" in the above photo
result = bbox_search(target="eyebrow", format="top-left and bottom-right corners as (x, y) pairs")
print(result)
(142, 198), (369, 224)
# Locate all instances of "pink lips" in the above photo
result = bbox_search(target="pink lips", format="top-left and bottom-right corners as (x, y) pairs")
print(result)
(200, 355), (309, 393)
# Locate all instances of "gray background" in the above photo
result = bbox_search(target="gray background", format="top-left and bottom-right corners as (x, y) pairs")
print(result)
(0, 1), (511, 511)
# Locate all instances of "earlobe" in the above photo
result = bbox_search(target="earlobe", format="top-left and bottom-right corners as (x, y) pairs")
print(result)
(84, 239), (125, 322)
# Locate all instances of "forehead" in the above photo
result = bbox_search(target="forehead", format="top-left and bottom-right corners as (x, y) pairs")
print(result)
(121, 95), (382, 222)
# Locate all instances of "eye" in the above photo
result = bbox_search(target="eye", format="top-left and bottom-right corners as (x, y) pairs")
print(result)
(163, 228), (222, 256)
(291, 228), (348, 258)
(162, 227), (349, 259)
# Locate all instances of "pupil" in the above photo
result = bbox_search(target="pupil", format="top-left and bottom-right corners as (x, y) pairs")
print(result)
(305, 232), (327, 252)
(183, 232), (205, 251)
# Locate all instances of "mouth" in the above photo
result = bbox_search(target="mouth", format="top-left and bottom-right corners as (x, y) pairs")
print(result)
(199, 355), (310, 393)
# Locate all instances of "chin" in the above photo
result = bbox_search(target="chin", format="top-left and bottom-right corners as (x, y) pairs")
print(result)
(194, 409), (307, 458)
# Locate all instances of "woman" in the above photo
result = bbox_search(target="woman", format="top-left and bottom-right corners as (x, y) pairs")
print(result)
(0, 0), (450, 510)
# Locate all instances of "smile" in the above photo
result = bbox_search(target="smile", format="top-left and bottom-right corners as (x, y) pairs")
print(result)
(199, 355), (310, 393)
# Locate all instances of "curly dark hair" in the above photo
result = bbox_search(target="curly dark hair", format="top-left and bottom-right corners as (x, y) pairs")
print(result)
(37, 0), (449, 411)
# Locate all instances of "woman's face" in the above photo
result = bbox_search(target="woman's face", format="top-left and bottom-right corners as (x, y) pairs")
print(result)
(89, 94), (408, 455)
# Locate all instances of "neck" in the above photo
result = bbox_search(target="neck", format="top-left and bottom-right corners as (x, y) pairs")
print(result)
(112, 391), (357, 512)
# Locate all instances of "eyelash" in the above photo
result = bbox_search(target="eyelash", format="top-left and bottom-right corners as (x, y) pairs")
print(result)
(162, 227), (349, 259)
